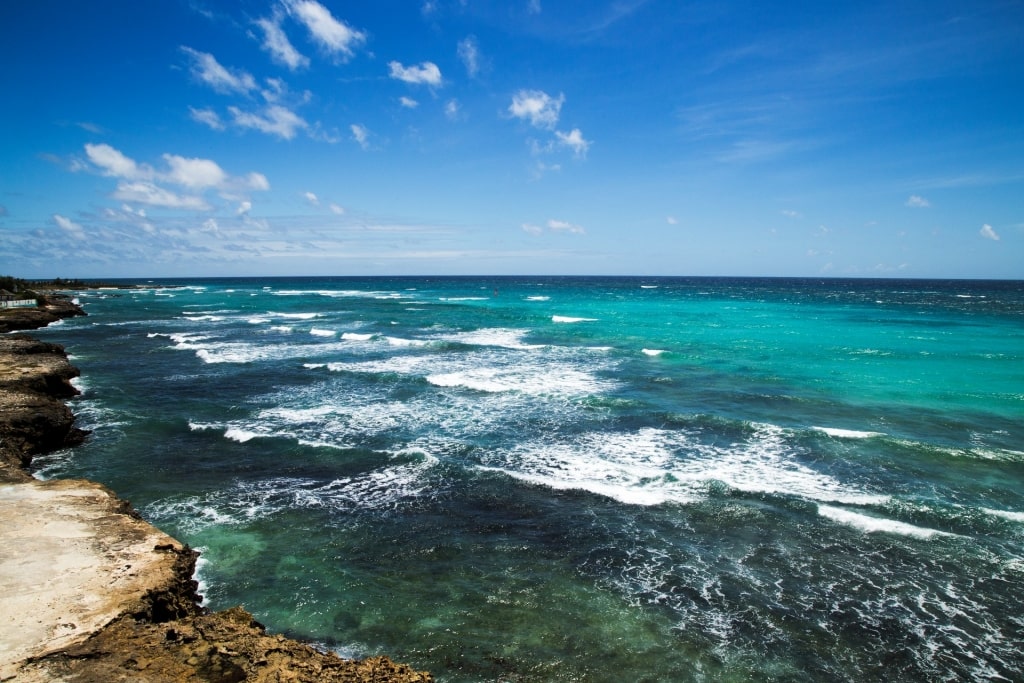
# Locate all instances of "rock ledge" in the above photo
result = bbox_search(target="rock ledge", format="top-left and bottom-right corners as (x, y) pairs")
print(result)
(0, 301), (432, 682)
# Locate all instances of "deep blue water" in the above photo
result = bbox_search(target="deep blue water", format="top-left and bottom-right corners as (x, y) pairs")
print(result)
(31, 276), (1024, 682)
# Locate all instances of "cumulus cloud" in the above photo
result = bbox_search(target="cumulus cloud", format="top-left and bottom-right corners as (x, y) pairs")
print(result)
(86, 143), (148, 180)
(351, 124), (370, 150)
(399, 96), (419, 109)
(80, 144), (268, 212)
(162, 154), (228, 189)
(458, 36), (481, 77)
(304, 191), (319, 206)
(555, 128), (591, 158)
(906, 195), (931, 208)
(181, 47), (257, 95)
(189, 107), (225, 130)
(229, 105), (308, 140)
(257, 16), (309, 70)
(287, 0), (366, 60)
(980, 224), (1000, 241)
(509, 90), (564, 129)
(389, 61), (443, 86)
(54, 214), (86, 240)
(237, 201), (252, 215)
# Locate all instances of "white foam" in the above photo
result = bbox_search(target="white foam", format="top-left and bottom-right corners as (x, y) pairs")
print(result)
(439, 297), (489, 302)
(342, 332), (375, 341)
(310, 328), (336, 337)
(552, 315), (597, 323)
(441, 328), (544, 350)
(480, 424), (888, 507)
(642, 349), (667, 356)
(269, 326), (293, 333)
(385, 336), (430, 347)
(525, 296), (550, 301)
(224, 427), (265, 443)
(983, 508), (1024, 523)
(818, 505), (953, 538)
(427, 366), (604, 396)
(813, 426), (885, 439)
(274, 312), (321, 320)
(640, 285), (659, 289)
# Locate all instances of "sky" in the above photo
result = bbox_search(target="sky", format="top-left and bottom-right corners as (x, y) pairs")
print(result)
(1, 0), (1022, 279)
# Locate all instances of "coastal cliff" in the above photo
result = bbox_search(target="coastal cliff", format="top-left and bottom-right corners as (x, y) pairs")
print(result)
(0, 299), (432, 682)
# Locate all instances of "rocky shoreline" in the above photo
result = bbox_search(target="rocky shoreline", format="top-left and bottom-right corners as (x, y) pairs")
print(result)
(0, 299), (432, 682)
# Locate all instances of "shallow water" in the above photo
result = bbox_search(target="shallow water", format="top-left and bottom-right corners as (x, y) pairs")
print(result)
(34, 276), (1024, 681)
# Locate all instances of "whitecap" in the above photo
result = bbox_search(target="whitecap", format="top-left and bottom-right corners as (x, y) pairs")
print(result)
(813, 426), (885, 439)
(310, 328), (336, 337)
(342, 332), (375, 341)
(525, 296), (550, 301)
(982, 508), (1024, 523)
(273, 312), (321, 320)
(552, 315), (597, 323)
(385, 336), (430, 347)
(642, 349), (667, 357)
(818, 505), (953, 538)
(440, 328), (544, 350)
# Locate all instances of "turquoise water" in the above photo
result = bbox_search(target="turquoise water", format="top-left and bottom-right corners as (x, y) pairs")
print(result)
(31, 277), (1024, 681)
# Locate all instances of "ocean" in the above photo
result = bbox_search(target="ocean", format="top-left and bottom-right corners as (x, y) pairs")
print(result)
(30, 276), (1024, 682)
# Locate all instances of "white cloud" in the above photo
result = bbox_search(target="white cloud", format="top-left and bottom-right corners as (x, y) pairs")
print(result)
(257, 16), (309, 70)
(666, 216), (678, 225)
(189, 107), (225, 130)
(201, 218), (221, 235)
(246, 172), (270, 191)
(522, 223), (543, 236)
(980, 224), (1000, 241)
(389, 61), (443, 86)
(905, 195), (930, 208)
(555, 128), (591, 158)
(445, 99), (461, 120)
(162, 154), (228, 189)
(304, 191), (319, 206)
(229, 105), (308, 140)
(547, 219), (585, 234)
(54, 214), (86, 240)
(458, 36), (480, 77)
(237, 201), (252, 215)
(112, 182), (211, 210)
(399, 96), (419, 109)
(287, 0), (366, 60)
(781, 209), (802, 218)
(85, 143), (148, 180)
(181, 46), (257, 95)
(329, 203), (345, 215)
(351, 123), (370, 150)
(509, 90), (564, 129)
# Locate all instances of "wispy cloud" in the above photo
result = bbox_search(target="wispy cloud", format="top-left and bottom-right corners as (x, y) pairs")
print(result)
(53, 214), (86, 240)
(228, 105), (309, 140)
(351, 123), (371, 150)
(905, 195), (930, 208)
(399, 96), (419, 109)
(189, 107), (226, 130)
(509, 89), (564, 129)
(304, 191), (319, 206)
(980, 224), (1000, 241)
(445, 99), (461, 121)
(286, 0), (366, 60)
(547, 218), (585, 235)
(555, 128), (591, 158)
(180, 47), (257, 95)
(389, 61), (443, 86)
(257, 15), (309, 70)
(458, 36), (481, 77)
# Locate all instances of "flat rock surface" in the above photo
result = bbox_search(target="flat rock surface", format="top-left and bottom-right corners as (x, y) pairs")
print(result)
(0, 478), (187, 679)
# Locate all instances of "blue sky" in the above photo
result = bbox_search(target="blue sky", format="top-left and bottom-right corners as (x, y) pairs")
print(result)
(2, 0), (1022, 278)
